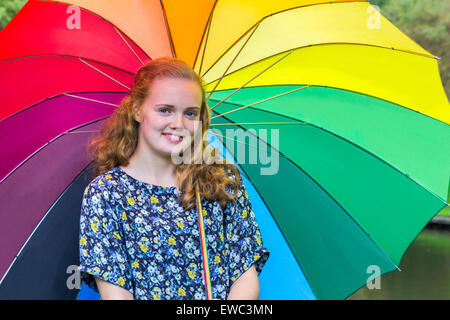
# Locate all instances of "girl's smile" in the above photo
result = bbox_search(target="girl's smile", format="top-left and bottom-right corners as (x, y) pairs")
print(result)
(134, 77), (203, 157)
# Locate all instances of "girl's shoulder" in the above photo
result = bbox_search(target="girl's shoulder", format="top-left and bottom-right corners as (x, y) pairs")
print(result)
(83, 167), (121, 198)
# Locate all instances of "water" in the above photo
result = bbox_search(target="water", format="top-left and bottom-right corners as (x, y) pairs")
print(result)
(347, 228), (450, 300)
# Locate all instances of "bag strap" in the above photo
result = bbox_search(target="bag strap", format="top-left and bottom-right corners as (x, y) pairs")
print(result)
(195, 184), (213, 300)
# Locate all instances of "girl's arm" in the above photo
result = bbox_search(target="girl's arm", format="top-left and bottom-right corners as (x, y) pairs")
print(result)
(95, 277), (134, 300)
(227, 265), (260, 300)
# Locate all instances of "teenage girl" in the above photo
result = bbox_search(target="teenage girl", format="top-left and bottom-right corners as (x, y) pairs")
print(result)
(79, 57), (269, 300)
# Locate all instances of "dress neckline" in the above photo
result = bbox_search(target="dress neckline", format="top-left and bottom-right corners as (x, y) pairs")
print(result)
(115, 166), (177, 192)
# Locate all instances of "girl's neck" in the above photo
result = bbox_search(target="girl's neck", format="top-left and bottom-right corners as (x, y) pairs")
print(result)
(122, 149), (178, 187)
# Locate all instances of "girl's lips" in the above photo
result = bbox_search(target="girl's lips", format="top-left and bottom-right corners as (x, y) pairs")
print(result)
(162, 133), (183, 143)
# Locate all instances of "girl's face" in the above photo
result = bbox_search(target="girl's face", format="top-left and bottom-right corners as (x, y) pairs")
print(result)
(135, 77), (203, 158)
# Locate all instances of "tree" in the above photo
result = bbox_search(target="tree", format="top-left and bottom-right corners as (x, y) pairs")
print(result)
(0, 0), (26, 30)
(371, 0), (450, 100)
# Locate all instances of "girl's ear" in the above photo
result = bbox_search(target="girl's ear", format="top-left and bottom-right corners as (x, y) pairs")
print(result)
(133, 106), (141, 123)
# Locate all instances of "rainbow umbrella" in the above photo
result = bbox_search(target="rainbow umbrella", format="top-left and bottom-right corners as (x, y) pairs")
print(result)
(0, 0), (449, 300)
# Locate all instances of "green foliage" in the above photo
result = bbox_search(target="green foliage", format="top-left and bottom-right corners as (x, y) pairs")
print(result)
(377, 0), (450, 99)
(0, 0), (26, 30)
(368, 0), (391, 8)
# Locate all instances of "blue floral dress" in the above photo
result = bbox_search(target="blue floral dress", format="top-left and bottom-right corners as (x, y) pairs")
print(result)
(78, 166), (270, 300)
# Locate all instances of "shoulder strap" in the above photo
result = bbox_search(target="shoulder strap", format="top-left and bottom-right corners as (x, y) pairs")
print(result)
(195, 184), (213, 300)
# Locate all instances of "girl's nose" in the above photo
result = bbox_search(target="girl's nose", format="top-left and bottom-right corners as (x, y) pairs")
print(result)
(170, 113), (184, 129)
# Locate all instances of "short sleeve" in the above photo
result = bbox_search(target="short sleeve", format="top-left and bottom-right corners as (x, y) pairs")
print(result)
(225, 176), (270, 284)
(78, 180), (134, 297)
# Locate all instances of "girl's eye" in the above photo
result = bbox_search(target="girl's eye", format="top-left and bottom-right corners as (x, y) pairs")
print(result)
(159, 108), (198, 117)
(187, 111), (198, 117)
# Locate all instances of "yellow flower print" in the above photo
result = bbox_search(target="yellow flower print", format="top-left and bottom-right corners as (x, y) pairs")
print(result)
(168, 237), (176, 245)
(176, 221), (184, 229)
(254, 254), (261, 262)
(242, 209), (247, 218)
(94, 267), (100, 273)
(256, 235), (261, 245)
(178, 288), (186, 297)
(113, 231), (121, 240)
(98, 180), (104, 185)
(121, 211), (127, 220)
(84, 187), (88, 195)
(202, 208), (207, 216)
(187, 269), (196, 279)
(214, 256), (221, 264)
(137, 196), (142, 201)
(131, 261), (139, 269)
(245, 190), (249, 199)
(117, 277), (125, 286)
(103, 272), (109, 278)
(150, 196), (159, 204)
(90, 222), (98, 233)
(127, 197), (135, 205)
(153, 294), (161, 300)
(140, 243), (148, 253)
(105, 174), (112, 179)
(220, 232), (224, 242)
(137, 272), (143, 280)
(80, 237), (87, 246)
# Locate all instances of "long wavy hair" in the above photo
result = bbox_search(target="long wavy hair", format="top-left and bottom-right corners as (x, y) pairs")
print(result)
(87, 57), (241, 211)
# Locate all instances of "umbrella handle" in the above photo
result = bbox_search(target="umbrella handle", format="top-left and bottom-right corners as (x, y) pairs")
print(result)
(195, 183), (213, 300)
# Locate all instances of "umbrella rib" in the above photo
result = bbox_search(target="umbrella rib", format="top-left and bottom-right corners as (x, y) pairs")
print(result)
(206, 21), (262, 102)
(0, 116), (109, 186)
(212, 98), (450, 207)
(204, 40), (438, 90)
(210, 85), (310, 118)
(193, 0), (219, 71)
(211, 121), (305, 126)
(68, 130), (100, 134)
(211, 83), (450, 127)
(59, 3), (152, 62)
(209, 131), (259, 152)
(0, 159), (97, 287)
(197, 0), (219, 75)
(0, 54), (136, 76)
(200, 0), (435, 78)
(208, 49), (294, 111)
(113, 26), (144, 66)
(215, 111), (402, 273)
(78, 58), (130, 90)
(63, 93), (119, 107)
(1, 91), (127, 124)
(159, 0), (176, 58)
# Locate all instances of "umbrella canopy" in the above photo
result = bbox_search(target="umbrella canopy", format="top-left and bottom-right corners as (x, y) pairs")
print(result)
(1, 0), (449, 300)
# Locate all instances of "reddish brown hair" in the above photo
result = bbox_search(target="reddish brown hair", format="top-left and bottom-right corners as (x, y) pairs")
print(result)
(87, 57), (241, 210)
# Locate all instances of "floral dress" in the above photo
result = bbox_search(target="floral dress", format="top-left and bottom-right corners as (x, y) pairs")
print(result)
(78, 166), (270, 300)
